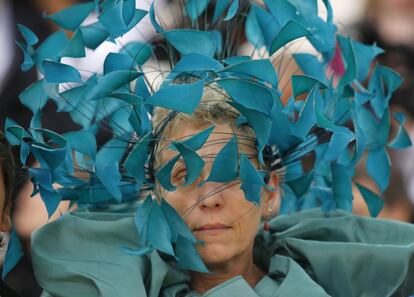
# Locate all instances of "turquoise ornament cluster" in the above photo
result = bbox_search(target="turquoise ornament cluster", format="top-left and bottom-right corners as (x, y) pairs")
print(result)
(3, 0), (411, 276)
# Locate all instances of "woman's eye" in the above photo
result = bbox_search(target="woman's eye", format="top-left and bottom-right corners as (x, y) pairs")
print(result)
(172, 170), (187, 185)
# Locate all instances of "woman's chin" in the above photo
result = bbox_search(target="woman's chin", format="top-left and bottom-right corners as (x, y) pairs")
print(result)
(196, 243), (235, 267)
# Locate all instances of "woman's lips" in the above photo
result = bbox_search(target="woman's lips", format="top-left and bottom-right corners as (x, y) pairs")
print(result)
(194, 223), (231, 234)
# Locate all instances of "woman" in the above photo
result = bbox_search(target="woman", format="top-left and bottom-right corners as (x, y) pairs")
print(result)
(5, 0), (414, 296)
(29, 86), (414, 297)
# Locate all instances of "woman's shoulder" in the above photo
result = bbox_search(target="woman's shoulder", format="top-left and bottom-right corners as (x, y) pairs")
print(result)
(259, 209), (414, 297)
(269, 208), (414, 245)
(32, 212), (139, 264)
(31, 212), (151, 297)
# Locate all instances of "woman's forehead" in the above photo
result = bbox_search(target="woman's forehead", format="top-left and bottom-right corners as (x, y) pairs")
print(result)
(160, 124), (257, 162)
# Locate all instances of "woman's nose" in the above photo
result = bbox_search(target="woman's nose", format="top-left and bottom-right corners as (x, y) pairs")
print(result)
(197, 182), (225, 210)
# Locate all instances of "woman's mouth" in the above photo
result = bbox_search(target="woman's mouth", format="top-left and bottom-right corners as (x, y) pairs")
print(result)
(194, 223), (232, 234)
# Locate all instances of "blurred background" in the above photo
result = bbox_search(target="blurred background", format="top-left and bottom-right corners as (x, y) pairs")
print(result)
(0, 0), (413, 296)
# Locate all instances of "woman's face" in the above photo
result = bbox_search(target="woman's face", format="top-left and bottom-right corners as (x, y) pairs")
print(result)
(158, 124), (276, 269)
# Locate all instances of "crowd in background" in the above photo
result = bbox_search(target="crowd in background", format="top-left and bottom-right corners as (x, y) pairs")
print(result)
(0, 0), (414, 296)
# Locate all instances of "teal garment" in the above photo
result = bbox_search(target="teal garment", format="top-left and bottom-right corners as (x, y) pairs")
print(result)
(32, 210), (414, 297)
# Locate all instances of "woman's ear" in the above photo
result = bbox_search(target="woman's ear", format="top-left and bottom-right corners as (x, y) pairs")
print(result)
(261, 172), (279, 216)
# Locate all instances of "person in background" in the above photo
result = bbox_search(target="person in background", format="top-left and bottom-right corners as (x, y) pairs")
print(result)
(0, 133), (20, 297)
(1, 1), (79, 296)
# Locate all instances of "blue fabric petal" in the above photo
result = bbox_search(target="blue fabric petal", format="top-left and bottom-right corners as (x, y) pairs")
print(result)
(95, 162), (122, 201)
(38, 186), (62, 217)
(170, 126), (215, 153)
(19, 80), (48, 113)
(325, 129), (354, 162)
(98, 1), (128, 41)
(264, 0), (296, 27)
(86, 70), (141, 101)
(135, 76), (151, 100)
(124, 133), (151, 181)
(134, 196), (174, 256)
(350, 38), (384, 81)
(160, 200), (196, 243)
(186, 0), (210, 21)
(245, 5), (267, 49)
(222, 56), (251, 65)
(169, 53), (223, 81)
(289, 0), (318, 17)
(355, 106), (390, 150)
(121, 0), (136, 25)
(287, 172), (313, 198)
(43, 61), (82, 83)
(205, 135), (239, 183)
(239, 153), (265, 205)
(388, 112), (412, 149)
(58, 85), (88, 112)
(269, 102), (299, 151)
(80, 21), (109, 50)
(356, 183), (384, 217)
(366, 147), (391, 193)
(302, 16), (337, 54)
(293, 53), (328, 85)
(370, 66), (403, 118)
(46, 2), (95, 31)
(96, 137), (129, 164)
(213, 0), (231, 23)
(229, 102), (272, 161)
(59, 30), (86, 58)
(104, 52), (134, 74)
(223, 0), (239, 21)
(125, 9), (148, 31)
(120, 42), (153, 66)
(337, 36), (357, 88)
(279, 184), (298, 214)
(331, 162), (352, 212)
(251, 5), (281, 50)
(15, 41), (34, 71)
(149, 2), (164, 33)
(163, 30), (219, 57)
(218, 78), (274, 115)
(222, 59), (278, 87)
(63, 131), (97, 158)
(291, 75), (326, 98)
(34, 31), (68, 69)
(17, 24), (38, 46)
(350, 117), (366, 166)
(269, 20), (310, 54)
(172, 142), (205, 186)
(4, 118), (28, 146)
(2, 229), (24, 279)
(29, 168), (54, 191)
(175, 235), (209, 273)
(293, 85), (318, 139)
(145, 79), (205, 114)
(156, 155), (180, 192)
(30, 129), (68, 171)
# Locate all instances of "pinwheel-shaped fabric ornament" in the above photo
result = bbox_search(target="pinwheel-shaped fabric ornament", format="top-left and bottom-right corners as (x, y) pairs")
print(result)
(3, 0), (411, 278)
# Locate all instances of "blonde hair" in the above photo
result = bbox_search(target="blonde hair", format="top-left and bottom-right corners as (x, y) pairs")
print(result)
(150, 82), (281, 202)
(152, 83), (256, 149)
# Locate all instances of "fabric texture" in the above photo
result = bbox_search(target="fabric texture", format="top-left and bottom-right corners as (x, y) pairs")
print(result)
(32, 209), (414, 297)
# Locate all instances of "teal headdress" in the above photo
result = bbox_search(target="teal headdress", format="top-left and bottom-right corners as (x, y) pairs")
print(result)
(3, 0), (412, 275)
